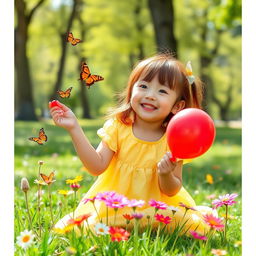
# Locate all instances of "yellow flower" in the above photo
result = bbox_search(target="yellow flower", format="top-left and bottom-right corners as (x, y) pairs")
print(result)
(66, 175), (83, 184)
(53, 225), (74, 234)
(58, 190), (74, 197)
(66, 247), (77, 255)
(206, 174), (214, 184)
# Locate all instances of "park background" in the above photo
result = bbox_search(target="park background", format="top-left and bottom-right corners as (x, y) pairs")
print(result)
(12, 0), (245, 255)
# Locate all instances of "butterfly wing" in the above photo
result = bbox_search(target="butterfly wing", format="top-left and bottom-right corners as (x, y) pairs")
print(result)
(57, 87), (72, 98)
(71, 38), (82, 46)
(38, 128), (47, 142)
(66, 32), (74, 43)
(80, 62), (91, 81)
(86, 75), (104, 86)
(28, 137), (44, 145)
(40, 173), (49, 183)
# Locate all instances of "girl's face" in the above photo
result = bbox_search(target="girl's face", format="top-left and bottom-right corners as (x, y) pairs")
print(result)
(130, 75), (184, 125)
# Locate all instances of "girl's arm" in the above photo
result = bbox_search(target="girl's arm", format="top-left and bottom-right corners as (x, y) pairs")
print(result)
(49, 101), (114, 176)
(68, 124), (114, 176)
(157, 152), (183, 197)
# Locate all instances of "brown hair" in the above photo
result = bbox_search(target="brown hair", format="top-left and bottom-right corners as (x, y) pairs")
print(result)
(108, 53), (204, 125)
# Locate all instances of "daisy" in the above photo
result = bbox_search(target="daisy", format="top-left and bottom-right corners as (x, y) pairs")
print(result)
(104, 193), (129, 209)
(132, 213), (144, 220)
(96, 191), (117, 202)
(95, 223), (109, 235)
(127, 199), (145, 210)
(58, 190), (74, 197)
(203, 214), (224, 231)
(16, 230), (35, 249)
(168, 205), (179, 215)
(53, 225), (74, 234)
(212, 193), (238, 209)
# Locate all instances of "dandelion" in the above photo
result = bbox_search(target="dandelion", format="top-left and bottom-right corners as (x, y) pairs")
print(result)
(21, 177), (30, 192)
(212, 193), (238, 209)
(190, 231), (207, 241)
(155, 214), (172, 225)
(95, 223), (109, 235)
(66, 175), (83, 184)
(211, 248), (227, 255)
(16, 230), (35, 249)
(148, 199), (167, 213)
(109, 227), (130, 242)
(203, 214), (224, 231)
(206, 174), (214, 184)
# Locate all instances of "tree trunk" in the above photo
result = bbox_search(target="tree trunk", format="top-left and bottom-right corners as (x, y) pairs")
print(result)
(147, 0), (177, 56)
(15, 0), (44, 120)
(49, 0), (80, 101)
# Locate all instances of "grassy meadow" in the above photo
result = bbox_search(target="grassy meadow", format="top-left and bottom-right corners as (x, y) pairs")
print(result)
(14, 119), (242, 255)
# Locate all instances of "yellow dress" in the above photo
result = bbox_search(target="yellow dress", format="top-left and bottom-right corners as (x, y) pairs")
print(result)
(56, 118), (214, 234)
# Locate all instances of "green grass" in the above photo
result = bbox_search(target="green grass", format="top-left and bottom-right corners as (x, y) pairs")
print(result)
(14, 120), (241, 255)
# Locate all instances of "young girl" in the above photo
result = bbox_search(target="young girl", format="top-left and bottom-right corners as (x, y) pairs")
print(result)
(49, 53), (214, 233)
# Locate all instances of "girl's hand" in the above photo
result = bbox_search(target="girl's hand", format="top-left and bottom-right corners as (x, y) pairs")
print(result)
(157, 152), (177, 176)
(48, 100), (78, 131)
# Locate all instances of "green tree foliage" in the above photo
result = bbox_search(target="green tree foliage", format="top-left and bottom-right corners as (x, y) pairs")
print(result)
(17, 0), (241, 120)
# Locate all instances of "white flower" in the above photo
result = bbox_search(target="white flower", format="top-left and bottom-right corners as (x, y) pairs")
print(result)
(95, 223), (109, 235)
(168, 206), (179, 214)
(16, 230), (35, 249)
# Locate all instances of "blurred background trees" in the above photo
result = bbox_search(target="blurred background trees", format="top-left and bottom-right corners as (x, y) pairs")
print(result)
(14, 0), (241, 121)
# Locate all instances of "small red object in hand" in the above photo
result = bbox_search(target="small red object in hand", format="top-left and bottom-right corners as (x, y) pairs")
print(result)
(50, 100), (58, 108)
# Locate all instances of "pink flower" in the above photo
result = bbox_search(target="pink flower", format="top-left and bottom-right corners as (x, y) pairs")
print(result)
(131, 213), (144, 220)
(109, 227), (130, 242)
(96, 191), (117, 201)
(70, 183), (81, 191)
(104, 193), (129, 209)
(212, 193), (238, 209)
(127, 199), (145, 209)
(190, 231), (207, 241)
(179, 202), (196, 211)
(148, 199), (167, 210)
(83, 197), (96, 204)
(203, 214), (224, 231)
(154, 214), (172, 224)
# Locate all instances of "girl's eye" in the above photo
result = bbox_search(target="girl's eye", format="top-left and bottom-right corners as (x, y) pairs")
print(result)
(159, 89), (168, 94)
(139, 84), (147, 89)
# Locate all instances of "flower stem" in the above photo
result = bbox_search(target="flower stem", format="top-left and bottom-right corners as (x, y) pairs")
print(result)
(224, 205), (228, 240)
(48, 185), (54, 227)
(24, 191), (33, 231)
(73, 191), (77, 219)
(37, 184), (42, 237)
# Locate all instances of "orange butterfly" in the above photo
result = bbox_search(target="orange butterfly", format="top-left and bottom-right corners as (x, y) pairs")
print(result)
(40, 171), (56, 185)
(66, 32), (82, 46)
(79, 62), (104, 88)
(28, 128), (47, 145)
(57, 87), (73, 98)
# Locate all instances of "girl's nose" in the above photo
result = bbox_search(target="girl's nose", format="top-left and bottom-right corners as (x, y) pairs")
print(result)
(145, 91), (156, 100)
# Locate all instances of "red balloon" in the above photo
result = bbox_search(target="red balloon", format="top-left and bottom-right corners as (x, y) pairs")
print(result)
(166, 108), (216, 159)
